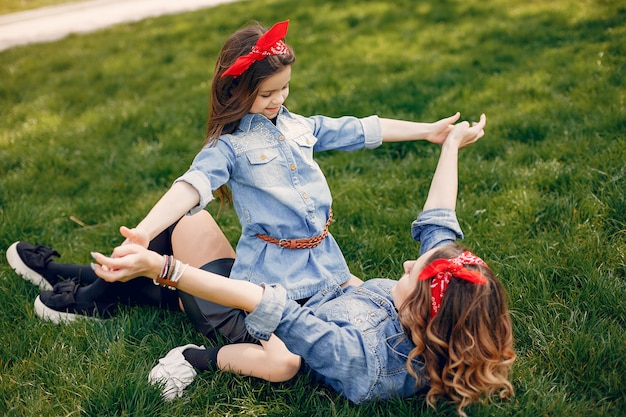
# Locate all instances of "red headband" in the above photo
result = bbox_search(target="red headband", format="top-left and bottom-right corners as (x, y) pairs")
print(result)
(221, 20), (291, 78)
(418, 251), (488, 318)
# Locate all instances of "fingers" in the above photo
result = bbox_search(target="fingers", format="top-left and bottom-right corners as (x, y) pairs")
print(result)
(120, 226), (150, 247)
(447, 112), (461, 124)
(92, 247), (136, 268)
(92, 262), (126, 282)
(473, 113), (486, 130)
(90, 252), (117, 282)
(471, 114), (486, 140)
(463, 114), (486, 136)
(443, 113), (487, 148)
(91, 250), (122, 270)
(91, 250), (139, 282)
(120, 226), (134, 241)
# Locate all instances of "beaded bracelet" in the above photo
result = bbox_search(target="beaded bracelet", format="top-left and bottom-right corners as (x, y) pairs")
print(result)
(153, 255), (187, 290)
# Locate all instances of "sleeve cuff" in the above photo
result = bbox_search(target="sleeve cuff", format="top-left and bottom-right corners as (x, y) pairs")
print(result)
(411, 208), (464, 254)
(173, 170), (214, 215)
(245, 284), (288, 341)
(361, 115), (382, 149)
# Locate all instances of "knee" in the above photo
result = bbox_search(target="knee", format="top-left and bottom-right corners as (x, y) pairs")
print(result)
(266, 352), (301, 382)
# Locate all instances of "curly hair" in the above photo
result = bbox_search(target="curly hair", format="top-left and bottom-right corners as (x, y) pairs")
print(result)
(204, 22), (296, 206)
(398, 243), (516, 416)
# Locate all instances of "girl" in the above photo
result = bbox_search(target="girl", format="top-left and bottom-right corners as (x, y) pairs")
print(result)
(125, 19), (460, 299)
(18, 19), (464, 382)
(93, 114), (516, 417)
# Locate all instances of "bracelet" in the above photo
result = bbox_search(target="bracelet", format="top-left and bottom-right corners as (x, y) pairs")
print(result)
(170, 260), (188, 286)
(153, 255), (188, 290)
(158, 254), (170, 280)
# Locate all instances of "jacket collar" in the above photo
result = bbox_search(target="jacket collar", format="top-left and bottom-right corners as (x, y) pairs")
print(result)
(238, 106), (289, 132)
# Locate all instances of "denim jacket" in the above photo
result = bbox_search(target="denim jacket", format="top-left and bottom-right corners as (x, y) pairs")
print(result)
(176, 107), (382, 300)
(245, 208), (463, 403)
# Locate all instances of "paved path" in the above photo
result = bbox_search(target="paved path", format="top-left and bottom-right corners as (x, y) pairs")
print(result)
(0, 0), (238, 52)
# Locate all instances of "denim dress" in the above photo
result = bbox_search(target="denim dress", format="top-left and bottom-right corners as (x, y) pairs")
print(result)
(176, 107), (382, 300)
(245, 208), (464, 403)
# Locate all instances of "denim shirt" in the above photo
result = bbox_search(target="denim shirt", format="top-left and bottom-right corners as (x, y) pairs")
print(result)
(176, 107), (382, 300)
(245, 208), (463, 403)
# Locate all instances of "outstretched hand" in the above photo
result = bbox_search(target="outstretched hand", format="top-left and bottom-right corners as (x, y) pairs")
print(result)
(425, 112), (461, 145)
(445, 114), (486, 149)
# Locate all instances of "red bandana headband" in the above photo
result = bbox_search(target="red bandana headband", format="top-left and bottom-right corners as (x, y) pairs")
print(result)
(418, 251), (488, 318)
(221, 20), (291, 78)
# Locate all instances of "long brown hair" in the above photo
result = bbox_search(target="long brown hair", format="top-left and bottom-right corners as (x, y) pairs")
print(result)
(205, 22), (296, 205)
(398, 243), (516, 416)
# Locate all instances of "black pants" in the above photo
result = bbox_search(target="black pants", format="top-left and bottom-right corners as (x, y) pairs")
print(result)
(178, 258), (258, 344)
(143, 222), (256, 344)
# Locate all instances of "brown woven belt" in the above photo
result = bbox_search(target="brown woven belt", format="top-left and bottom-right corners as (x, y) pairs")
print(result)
(256, 209), (333, 250)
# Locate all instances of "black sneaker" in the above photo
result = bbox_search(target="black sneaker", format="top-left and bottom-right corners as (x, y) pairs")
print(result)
(6, 241), (61, 291)
(34, 278), (116, 324)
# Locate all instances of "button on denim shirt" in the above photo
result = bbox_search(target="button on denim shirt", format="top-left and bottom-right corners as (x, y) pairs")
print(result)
(245, 208), (463, 403)
(176, 107), (382, 300)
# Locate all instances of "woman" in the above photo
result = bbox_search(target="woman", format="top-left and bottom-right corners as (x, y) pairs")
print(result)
(93, 114), (516, 416)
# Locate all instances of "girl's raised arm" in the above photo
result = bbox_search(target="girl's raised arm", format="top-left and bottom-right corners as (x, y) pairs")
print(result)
(379, 112), (460, 145)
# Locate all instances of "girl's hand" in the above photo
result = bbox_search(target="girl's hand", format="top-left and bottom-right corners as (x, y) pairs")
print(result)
(425, 112), (461, 145)
(444, 114), (487, 149)
(120, 226), (150, 247)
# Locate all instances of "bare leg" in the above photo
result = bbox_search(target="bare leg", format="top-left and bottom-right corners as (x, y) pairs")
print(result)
(217, 334), (301, 382)
(170, 210), (235, 312)
(169, 210), (301, 383)
(171, 210), (235, 268)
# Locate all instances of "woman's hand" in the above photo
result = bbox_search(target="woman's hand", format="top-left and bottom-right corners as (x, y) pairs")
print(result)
(91, 243), (163, 283)
(444, 113), (486, 149)
(92, 225), (163, 282)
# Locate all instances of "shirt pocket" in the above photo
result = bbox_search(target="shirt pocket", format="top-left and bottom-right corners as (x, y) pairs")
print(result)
(244, 148), (281, 187)
(291, 133), (317, 167)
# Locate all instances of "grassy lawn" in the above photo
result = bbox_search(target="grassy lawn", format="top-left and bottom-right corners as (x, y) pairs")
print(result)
(1, 0), (624, 416)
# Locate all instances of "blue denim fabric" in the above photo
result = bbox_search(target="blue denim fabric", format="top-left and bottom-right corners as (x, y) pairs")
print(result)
(176, 107), (382, 300)
(245, 209), (463, 403)
(411, 208), (463, 255)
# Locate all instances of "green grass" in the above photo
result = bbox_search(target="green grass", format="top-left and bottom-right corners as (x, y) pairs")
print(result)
(1, 0), (625, 416)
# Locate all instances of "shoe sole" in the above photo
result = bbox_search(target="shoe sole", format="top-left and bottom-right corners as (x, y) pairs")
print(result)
(33, 295), (100, 324)
(6, 242), (53, 291)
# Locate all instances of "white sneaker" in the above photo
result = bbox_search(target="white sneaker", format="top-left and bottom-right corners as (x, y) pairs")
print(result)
(148, 344), (204, 400)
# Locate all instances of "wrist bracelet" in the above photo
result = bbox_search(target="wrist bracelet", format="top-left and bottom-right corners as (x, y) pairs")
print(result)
(158, 254), (169, 280)
(153, 255), (188, 290)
